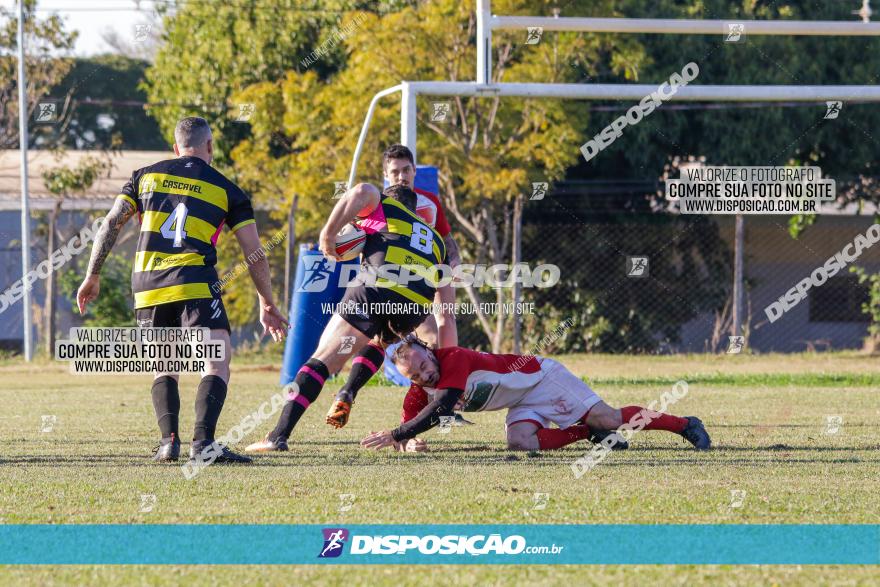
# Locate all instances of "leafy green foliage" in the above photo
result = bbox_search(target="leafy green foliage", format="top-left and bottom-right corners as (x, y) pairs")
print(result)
(511, 216), (731, 354)
(601, 0), (880, 206)
(145, 0), (880, 351)
(0, 0), (77, 148)
(787, 214), (817, 240)
(41, 155), (111, 197)
(850, 265), (880, 350)
(226, 0), (651, 349)
(49, 55), (165, 150)
(143, 0), (377, 166)
(59, 252), (134, 327)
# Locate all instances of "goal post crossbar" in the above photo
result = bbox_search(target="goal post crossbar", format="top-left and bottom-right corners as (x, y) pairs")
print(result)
(348, 0), (880, 183)
(490, 16), (880, 36)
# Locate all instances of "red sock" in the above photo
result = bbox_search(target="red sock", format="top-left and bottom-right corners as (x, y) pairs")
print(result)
(620, 406), (687, 433)
(536, 425), (591, 450)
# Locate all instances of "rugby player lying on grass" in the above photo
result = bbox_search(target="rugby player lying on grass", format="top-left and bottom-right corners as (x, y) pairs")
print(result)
(360, 338), (711, 452)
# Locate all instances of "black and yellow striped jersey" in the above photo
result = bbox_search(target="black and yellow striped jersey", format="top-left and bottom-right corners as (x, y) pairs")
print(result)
(358, 196), (447, 307)
(116, 156), (255, 309)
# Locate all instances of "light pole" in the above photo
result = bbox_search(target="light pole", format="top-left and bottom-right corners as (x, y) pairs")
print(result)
(17, 0), (33, 362)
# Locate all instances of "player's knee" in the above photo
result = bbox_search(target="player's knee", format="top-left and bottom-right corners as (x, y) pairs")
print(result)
(203, 365), (229, 382)
(588, 404), (622, 430)
(507, 437), (531, 451)
(506, 429), (535, 451)
(202, 356), (230, 381)
(154, 373), (179, 383)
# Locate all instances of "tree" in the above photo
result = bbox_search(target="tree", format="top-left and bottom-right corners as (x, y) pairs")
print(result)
(47, 55), (166, 151)
(59, 253), (134, 328)
(517, 212), (731, 353)
(0, 0), (77, 148)
(148, 0), (880, 352)
(606, 0), (880, 192)
(40, 154), (113, 355)
(143, 0), (368, 167)
(144, 0), (395, 331)
(850, 266), (880, 352)
(602, 0), (880, 350)
(230, 0), (648, 351)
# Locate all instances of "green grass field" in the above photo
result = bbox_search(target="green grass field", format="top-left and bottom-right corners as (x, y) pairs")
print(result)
(1, 352), (879, 585)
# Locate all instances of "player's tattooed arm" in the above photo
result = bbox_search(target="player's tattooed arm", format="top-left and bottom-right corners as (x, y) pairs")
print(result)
(77, 198), (135, 314)
(86, 198), (136, 276)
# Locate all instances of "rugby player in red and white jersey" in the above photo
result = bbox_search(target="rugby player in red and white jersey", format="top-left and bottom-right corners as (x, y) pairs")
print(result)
(361, 339), (711, 453)
(324, 144), (461, 429)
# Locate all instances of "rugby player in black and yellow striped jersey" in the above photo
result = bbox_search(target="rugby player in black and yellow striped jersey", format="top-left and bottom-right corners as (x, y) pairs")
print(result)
(76, 117), (289, 464)
(245, 182), (447, 452)
(324, 144), (463, 430)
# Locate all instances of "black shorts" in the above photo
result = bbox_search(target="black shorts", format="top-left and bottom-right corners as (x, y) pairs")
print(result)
(135, 296), (231, 333)
(337, 286), (430, 345)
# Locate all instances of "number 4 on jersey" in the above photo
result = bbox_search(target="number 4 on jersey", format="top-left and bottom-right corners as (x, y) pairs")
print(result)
(160, 203), (189, 247)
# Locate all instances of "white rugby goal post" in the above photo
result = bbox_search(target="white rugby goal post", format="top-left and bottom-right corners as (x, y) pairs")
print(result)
(348, 0), (880, 184)
(345, 0), (880, 346)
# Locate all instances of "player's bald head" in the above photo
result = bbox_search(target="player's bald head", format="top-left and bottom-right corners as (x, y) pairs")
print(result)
(174, 116), (212, 149)
(173, 117), (214, 164)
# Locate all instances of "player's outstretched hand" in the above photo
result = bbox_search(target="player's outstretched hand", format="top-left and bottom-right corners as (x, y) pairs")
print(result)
(260, 303), (290, 342)
(76, 275), (100, 315)
(398, 438), (428, 453)
(361, 430), (395, 450)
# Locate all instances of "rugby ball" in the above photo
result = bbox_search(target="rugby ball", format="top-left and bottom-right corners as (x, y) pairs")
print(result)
(334, 223), (366, 261)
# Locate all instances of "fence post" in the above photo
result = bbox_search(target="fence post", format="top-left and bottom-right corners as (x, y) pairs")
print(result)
(732, 214), (745, 338)
(512, 193), (523, 354)
(284, 195), (298, 313)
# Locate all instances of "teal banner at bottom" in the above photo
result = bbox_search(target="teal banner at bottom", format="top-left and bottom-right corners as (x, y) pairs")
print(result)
(1, 524), (878, 565)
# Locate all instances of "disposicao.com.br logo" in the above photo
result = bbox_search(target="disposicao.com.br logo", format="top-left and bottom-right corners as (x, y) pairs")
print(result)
(318, 528), (564, 558)
(318, 528), (349, 558)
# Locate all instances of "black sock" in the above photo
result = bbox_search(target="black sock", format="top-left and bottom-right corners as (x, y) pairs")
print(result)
(339, 343), (384, 402)
(151, 376), (180, 438)
(193, 375), (228, 442)
(269, 358), (330, 442)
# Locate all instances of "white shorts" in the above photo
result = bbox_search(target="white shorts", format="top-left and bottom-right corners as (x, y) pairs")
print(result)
(505, 358), (602, 430)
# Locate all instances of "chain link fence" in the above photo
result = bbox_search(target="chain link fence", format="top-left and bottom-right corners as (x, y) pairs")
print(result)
(3, 201), (878, 356)
(453, 187), (880, 355)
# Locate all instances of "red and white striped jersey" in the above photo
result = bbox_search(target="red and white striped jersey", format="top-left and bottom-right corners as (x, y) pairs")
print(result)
(413, 187), (451, 237)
